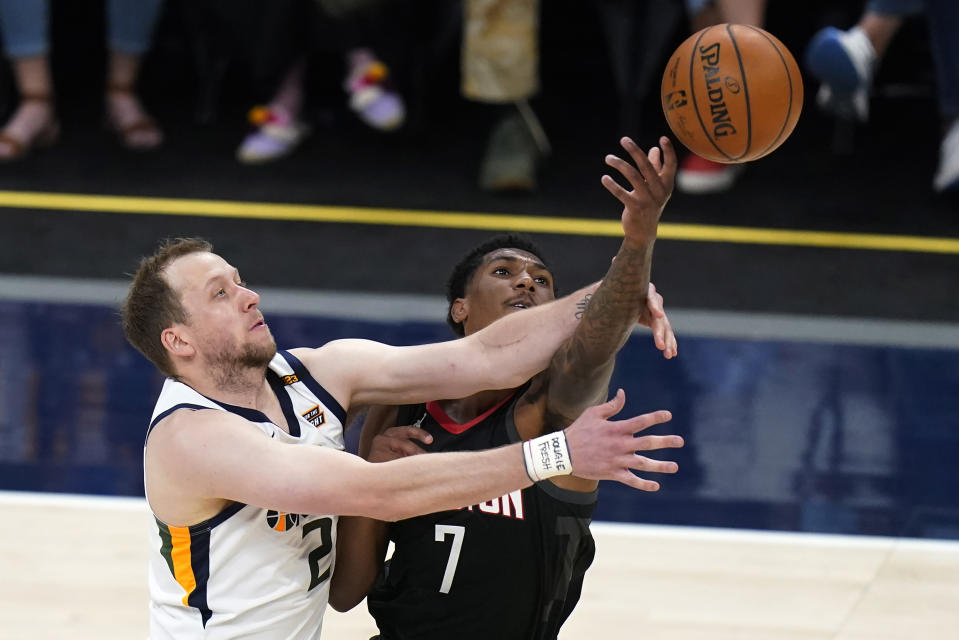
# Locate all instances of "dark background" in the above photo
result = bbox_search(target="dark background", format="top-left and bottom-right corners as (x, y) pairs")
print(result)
(0, 0), (956, 320)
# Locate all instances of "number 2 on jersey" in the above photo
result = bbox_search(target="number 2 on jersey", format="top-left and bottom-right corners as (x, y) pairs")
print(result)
(303, 517), (333, 591)
(434, 524), (465, 594)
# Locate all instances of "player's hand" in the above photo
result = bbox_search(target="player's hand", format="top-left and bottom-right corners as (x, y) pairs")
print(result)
(637, 282), (677, 359)
(366, 426), (432, 463)
(563, 389), (683, 491)
(601, 136), (676, 243)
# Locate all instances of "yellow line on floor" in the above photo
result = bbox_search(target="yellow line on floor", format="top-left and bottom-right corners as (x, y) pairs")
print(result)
(2, 189), (958, 254)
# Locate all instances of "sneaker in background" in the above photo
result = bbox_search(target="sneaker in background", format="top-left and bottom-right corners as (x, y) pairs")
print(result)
(933, 118), (959, 193)
(479, 112), (538, 192)
(345, 48), (405, 131)
(236, 105), (310, 164)
(805, 26), (876, 122)
(676, 154), (744, 194)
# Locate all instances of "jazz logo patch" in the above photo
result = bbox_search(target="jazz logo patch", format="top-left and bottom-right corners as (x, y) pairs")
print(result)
(302, 405), (325, 428)
(266, 510), (300, 532)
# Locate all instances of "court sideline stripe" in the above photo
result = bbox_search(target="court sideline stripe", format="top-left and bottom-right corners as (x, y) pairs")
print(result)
(2, 189), (958, 254)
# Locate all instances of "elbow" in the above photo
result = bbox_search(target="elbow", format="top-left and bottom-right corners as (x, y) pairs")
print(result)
(486, 359), (543, 391)
(495, 372), (532, 392)
(376, 497), (425, 523)
(328, 591), (361, 613)
(344, 465), (411, 521)
(360, 495), (406, 523)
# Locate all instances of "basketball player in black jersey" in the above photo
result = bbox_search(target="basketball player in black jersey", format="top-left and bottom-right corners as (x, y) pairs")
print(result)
(330, 135), (683, 639)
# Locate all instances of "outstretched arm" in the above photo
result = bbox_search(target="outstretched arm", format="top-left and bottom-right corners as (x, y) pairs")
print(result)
(295, 281), (598, 410)
(148, 390), (676, 526)
(545, 136), (678, 424)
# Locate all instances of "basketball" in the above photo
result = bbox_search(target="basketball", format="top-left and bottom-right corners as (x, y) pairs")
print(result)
(661, 24), (803, 163)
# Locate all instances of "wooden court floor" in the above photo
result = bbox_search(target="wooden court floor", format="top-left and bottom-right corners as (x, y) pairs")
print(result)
(2, 492), (957, 640)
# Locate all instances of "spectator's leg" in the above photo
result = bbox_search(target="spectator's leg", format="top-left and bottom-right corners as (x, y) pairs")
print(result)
(463, 0), (546, 192)
(0, 0), (57, 160)
(106, 0), (165, 149)
(806, 0), (922, 124)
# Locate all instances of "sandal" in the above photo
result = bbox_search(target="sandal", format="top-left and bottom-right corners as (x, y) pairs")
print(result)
(0, 93), (60, 162)
(106, 84), (164, 150)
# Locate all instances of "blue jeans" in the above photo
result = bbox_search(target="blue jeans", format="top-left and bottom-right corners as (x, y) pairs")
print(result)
(0, 0), (163, 58)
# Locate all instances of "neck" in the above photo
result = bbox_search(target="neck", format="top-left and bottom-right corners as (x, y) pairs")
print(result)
(179, 363), (269, 409)
(440, 326), (521, 421)
(437, 387), (516, 424)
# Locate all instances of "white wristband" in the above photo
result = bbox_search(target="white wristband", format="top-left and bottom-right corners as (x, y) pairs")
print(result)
(523, 431), (573, 482)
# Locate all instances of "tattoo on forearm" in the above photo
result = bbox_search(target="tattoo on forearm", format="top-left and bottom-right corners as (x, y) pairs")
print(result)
(570, 245), (650, 364)
(575, 293), (592, 320)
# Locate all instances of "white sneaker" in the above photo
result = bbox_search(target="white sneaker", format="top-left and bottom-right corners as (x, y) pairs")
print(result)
(805, 26), (876, 122)
(933, 119), (959, 193)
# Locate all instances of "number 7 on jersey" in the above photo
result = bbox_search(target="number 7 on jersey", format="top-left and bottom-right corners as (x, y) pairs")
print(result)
(434, 524), (465, 594)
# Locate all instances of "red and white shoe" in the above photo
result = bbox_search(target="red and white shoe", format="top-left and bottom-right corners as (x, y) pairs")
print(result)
(676, 154), (744, 194)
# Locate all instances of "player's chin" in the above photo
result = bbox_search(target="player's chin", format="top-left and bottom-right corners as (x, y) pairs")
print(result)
(253, 324), (276, 342)
(249, 330), (277, 356)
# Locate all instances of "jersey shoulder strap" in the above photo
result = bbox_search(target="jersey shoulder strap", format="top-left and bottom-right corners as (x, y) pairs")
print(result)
(270, 350), (347, 425)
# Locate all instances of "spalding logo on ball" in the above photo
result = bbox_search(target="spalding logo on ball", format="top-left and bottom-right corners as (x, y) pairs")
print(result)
(661, 23), (803, 163)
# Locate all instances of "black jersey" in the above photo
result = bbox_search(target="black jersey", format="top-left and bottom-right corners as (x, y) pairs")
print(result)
(366, 386), (597, 640)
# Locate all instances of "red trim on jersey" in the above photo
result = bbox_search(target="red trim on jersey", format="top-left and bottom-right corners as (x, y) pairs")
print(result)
(426, 391), (517, 435)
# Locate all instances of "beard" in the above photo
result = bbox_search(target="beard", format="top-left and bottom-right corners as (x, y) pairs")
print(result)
(208, 336), (277, 390)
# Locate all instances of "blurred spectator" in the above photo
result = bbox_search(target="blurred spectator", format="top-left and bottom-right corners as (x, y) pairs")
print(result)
(674, 0), (767, 195)
(805, 1), (920, 123)
(0, 0), (164, 160)
(234, 0), (404, 164)
(805, 0), (959, 193)
(463, 0), (550, 192)
(461, 0), (675, 193)
(594, 0), (684, 139)
(237, 50), (403, 164)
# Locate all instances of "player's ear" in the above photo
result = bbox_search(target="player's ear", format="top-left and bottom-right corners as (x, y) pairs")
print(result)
(449, 298), (468, 324)
(161, 325), (196, 358)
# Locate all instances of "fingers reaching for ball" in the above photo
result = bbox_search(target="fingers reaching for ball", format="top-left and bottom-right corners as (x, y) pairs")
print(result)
(600, 136), (677, 241)
(602, 137), (676, 197)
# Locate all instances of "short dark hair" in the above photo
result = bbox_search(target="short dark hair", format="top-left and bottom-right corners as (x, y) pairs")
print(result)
(121, 237), (213, 378)
(444, 234), (554, 336)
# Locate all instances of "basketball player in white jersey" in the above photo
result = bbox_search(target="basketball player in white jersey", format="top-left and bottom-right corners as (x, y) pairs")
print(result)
(121, 225), (679, 638)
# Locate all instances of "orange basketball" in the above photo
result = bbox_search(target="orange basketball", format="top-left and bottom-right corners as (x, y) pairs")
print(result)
(661, 24), (803, 163)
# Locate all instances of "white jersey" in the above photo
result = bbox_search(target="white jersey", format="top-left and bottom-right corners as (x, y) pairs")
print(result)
(145, 350), (346, 639)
